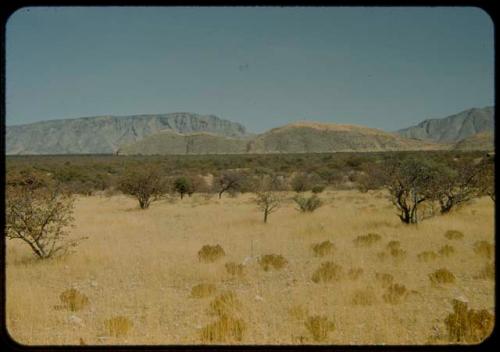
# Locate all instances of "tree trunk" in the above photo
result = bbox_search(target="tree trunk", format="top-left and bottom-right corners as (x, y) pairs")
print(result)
(264, 209), (268, 223)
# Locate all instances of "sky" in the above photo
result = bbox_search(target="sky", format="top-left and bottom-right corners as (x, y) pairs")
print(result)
(6, 6), (494, 133)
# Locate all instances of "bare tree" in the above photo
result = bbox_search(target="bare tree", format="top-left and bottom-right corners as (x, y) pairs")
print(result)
(118, 165), (168, 209)
(5, 182), (82, 259)
(214, 171), (245, 199)
(254, 174), (284, 223)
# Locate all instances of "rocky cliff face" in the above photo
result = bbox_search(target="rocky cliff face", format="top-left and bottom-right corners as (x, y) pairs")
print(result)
(397, 106), (494, 143)
(6, 113), (247, 154)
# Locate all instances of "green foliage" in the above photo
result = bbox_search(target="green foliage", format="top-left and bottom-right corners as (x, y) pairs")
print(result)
(293, 194), (323, 213)
(173, 177), (194, 199)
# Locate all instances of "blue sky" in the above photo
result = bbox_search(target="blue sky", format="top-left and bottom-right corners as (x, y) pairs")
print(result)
(6, 7), (494, 132)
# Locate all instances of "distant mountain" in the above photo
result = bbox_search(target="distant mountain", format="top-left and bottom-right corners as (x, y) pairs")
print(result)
(397, 106), (494, 143)
(117, 120), (445, 155)
(453, 131), (494, 151)
(6, 113), (247, 154)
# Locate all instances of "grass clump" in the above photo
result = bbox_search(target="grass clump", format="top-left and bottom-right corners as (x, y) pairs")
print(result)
(200, 315), (246, 343)
(225, 262), (245, 277)
(445, 230), (464, 240)
(429, 268), (456, 285)
(444, 299), (494, 343)
(104, 316), (133, 337)
(351, 288), (377, 306)
(304, 315), (335, 342)
(474, 262), (494, 280)
(191, 283), (216, 298)
(288, 305), (308, 321)
(438, 245), (455, 257)
(347, 267), (364, 280)
(208, 291), (241, 317)
(198, 244), (225, 263)
(473, 241), (494, 259)
(311, 262), (343, 283)
(382, 283), (409, 304)
(311, 241), (335, 257)
(258, 254), (288, 271)
(375, 273), (394, 288)
(417, 251), (439, 262)
(59, 288), (90, 312)
(354, 233), (381, 247)
(386, 240), (401, 251)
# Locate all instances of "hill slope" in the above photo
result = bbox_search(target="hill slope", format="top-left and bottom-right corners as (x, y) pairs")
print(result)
(453, 131), (494, 151)
(6, 113), (247, 154)
(397, 106), (494, 143)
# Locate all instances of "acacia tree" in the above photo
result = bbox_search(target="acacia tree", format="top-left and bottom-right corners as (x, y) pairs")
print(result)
(215, 171), (245, 199)
(118, 166), (168, 209)
(254, 174), (284, 223)
(5, 180), (82, 259)
(173, 177), (194, 199)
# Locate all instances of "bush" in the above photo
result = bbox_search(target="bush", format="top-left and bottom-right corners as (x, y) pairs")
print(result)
(311, 185), (325, 194)
(198, 245), (226, 263)
(118, 165), (167, 209)
(293, 195), (322, 213)
(173, 177), (194, 199)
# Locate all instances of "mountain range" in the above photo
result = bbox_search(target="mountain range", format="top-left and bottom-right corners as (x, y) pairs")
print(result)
(6, 107), (494, 155)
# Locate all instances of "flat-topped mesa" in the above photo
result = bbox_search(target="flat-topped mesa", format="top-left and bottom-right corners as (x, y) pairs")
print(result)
(276, 120), (388, 135)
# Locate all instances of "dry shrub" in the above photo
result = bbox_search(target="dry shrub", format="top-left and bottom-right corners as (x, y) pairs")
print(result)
(375, 273), (394, 288)
(473, 241), (494, 259)
(289, 305), (308, 321)
(429, 268), (456, 285)
(445, 230), (464, 240)
(347, 267), (364, 280)
(382, 283), (408, 304)
(191, 283), (216, 298)
(444, 299), (494, 343)
(389, 247), (407, 260)
(311, 241), (335, 257)
(104, 316), (133, 337)
(418, 251), (439, 262)
(304, 315), (335, 342)
(225, 262), (245, 277)
(353, 233), (381, 247)
(386, 240), (401, 251)
(59, 288), (89, 312)
(198, 244), (225, 263)
(474, 262), (495, 280)
(258, 254), (288, 271)
(438, 245), (455, 257)
(311, 262), (343, 283)
(200, 314), (246, 343)
(351, 288), (377, 306)
(208, 291), (241, 317)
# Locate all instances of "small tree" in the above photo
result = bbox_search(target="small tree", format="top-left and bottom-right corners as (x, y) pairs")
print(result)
(118, 166), (167, 209)
(5, 181), (81, 259)
(254, 174), (284, 223)
(174, 177), (194, 199)
(214, 171), (245, 199)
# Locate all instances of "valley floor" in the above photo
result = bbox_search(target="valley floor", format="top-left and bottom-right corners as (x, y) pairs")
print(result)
(5, 190), (495, 345)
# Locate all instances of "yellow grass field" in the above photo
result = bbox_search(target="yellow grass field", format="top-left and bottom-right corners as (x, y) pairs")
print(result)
(6, 190), (495, 345)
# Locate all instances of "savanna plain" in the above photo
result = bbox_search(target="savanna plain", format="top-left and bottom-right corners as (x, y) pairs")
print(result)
(6, 185), (495, 345)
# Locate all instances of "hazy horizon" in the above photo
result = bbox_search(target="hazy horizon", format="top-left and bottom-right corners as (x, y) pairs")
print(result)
(6, 7), (494, 133)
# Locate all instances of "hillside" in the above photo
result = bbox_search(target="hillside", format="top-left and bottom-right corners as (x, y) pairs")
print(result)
(397, 106), (494, 143)
(453, 131), (494, 151)
(6, 113), (247, 154)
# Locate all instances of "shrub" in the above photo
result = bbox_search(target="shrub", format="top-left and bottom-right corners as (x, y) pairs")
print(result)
(59, 288), (89, 311)
(353, 233), (381, 247)
(445, 230), (464, 240)
(291, 173), (311, 193)
(198, 245), (226, 263)
(382, 283), (409, 304)
(293, 195), (322, 213)
(191, 283), (217, 298)
(258, 254), (288, 271)
(201, 315), (246, 343)
(117, 165), (167, 209)
(225, 262), (245, 277)
(173, 177), (194, 199)
(311, 262), (343, 283)
(429, 268), (456, 285)
(304, 315), (335, 342)
(311, 241), (335, 257)
(104, 316), (133, 337)
(444, 299), (494, 343)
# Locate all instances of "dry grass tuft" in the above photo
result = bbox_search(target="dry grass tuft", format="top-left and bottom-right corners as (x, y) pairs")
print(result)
(418, 251), (439, 262)
(311, 241), (335, 257)
(104, 316), (133, 337)
(347, 267), (364, 280)
(375, 273), (394, 288)
(58, 288), (89, 312)
(200, 314), (246, 343)
(208, 291), (241, 317)
(198, 244), (226, 263)
(438, 245), (455, 257)
(288, 304), (308, 321)
(353, 233), (382, 247)
(386, 240), (401, 251)
(225, 262), (245, 277)
(473, 241), (494, 259)
(304, 315), (335, 342)
(429, 268), (456, 285)
(389, 247), (407, 260)
(444, 299), (494, 343)
(258, 254), (288, 271)
(311, 261), (343, 283)
(444, 230), (464, 240)
(474, 262), (495, 280)
(351, 288), (377, 306)
(382, 283), (409, 304)
(191, 283), (217, 298)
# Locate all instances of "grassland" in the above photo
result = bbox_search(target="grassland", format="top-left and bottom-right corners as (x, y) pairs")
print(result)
(5, 190), (494, 345)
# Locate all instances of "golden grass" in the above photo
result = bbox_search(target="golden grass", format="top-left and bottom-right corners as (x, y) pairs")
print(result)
(224, 262), (245, 277)
(200, 314), (246, 343)
(5, 191), (494, 345)
(444, 230), (464, 240)
(311, 240), (335, 257)
(190, 283), (217, 298)
(58, 288), (90, 312)
(353, 233), (381, 247)
(103, 316), (133, 337)
(208, 291), (241, 317)
(382, 283), (409, 304)
(438, 244), (455, 257)
(429, 269), (456, 285)
(351, 288), (377, 306)
(311, 262), (343, 283)
(258, 254), (288, 271)
(444, 299), (494, 343)
(417, 251), (439, 262)
(198, 245), (225, 263)
(473, 241), (494, 259)
(304, 315), (335, 342)
(347, 267), (364, 280)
